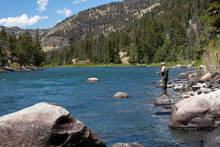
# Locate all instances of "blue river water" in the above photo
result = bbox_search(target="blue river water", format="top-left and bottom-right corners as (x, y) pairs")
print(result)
(0, 67), (210, 146)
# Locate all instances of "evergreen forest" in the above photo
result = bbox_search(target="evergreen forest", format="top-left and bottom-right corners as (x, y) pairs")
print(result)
(47, 0), (220, 67)
(0, 0), (219, 70)
(0, 29), (45, 68)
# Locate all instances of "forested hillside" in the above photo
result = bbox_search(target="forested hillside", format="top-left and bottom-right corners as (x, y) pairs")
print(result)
(0, 29), (45, 70)
(41, 0), (161, 52)
(47, 0), (219, 65)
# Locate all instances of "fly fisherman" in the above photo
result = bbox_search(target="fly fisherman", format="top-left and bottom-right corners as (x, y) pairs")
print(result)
(156, 62), (169, 95)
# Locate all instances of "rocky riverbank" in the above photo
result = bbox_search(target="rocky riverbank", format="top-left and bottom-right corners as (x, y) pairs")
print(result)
(169, 69), (220, 99)
(160, 66), (220, 146)
(0, 65), (42, 72)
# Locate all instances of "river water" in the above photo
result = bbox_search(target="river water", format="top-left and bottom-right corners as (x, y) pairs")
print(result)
(0, 67), (210, 146)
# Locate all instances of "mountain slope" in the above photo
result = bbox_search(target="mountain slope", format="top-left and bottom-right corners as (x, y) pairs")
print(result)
(47, 0), (220, 65)
(0, 26), (49, 38)
(41, 0), (161, 52)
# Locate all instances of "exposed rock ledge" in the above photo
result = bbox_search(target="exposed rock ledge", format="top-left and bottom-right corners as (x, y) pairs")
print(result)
(0, 65), (42, 72)
(0, 102), (106, 147)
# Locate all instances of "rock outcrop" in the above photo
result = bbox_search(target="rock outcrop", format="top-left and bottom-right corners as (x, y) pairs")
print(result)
(169, 90), (220, 129)
(0, 102), (106, 147)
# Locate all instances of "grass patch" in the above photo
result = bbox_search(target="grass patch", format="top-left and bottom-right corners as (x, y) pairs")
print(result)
(43, 60), (203, 68)
(43, 63), (135, 68)
(10, 62), (20, 68)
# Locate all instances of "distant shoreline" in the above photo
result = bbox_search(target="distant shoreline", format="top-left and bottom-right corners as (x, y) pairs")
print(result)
(0, 60), (202, 72)
(43, 60), (202, 68)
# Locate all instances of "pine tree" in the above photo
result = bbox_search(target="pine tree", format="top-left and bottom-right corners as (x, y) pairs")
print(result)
(32, 30), (45, 66)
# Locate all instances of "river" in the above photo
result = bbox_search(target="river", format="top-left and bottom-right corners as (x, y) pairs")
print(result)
(0, 67), (210, 146)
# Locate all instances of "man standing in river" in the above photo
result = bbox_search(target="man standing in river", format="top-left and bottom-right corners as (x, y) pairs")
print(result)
(156, 62), (169, 95)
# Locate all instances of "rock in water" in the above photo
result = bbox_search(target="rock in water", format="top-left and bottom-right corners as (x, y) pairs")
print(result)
(112, 142), (144, 147)
(154, 95), (172, 106)
(86, 77), (99, 82)
(113, 92), (130, 99)
(176, 65), (186, 68)
(169, 90), (220, 129)
(203, 127), (220, 147)
(0, 102), (106, 147)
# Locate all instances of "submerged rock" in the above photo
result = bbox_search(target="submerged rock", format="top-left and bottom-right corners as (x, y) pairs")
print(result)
(113, 92), (130, 99)
(0, 102), (106, 147)
(169, 90), (220, 129)
(154, 95), (172, 106)
(112, 142), (144, 147)
(203, 127), (220, 147)
(154, 109), (172, 115)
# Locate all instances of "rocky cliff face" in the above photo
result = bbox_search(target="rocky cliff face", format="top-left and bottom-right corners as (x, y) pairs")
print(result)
(0, 26), (49, 39)
(41, 0), (160, 52)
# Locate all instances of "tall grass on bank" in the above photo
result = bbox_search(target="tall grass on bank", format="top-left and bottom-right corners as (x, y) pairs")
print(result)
(203, 36), (220, 72)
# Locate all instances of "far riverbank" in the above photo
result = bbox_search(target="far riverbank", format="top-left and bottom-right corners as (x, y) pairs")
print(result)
(43, 60), (203, 68)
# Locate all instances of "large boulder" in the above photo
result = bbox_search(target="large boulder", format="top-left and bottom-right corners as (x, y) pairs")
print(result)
(154, 95), (172, 106)
(0, 102), (106, 147)
(203, 127), (220, 147)
(169, 90), (220, 129)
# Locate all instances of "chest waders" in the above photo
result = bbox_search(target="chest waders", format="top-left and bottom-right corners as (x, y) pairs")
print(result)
(162, 69), (169, 95)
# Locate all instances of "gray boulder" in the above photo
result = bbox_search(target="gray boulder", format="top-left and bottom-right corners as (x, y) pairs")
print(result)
(154, 95), (172, 106)
(0, 102), (106, 147)
(113, 92), (130, 99)
(169, 90), (220, 129)
(112, 142), (144, 147)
